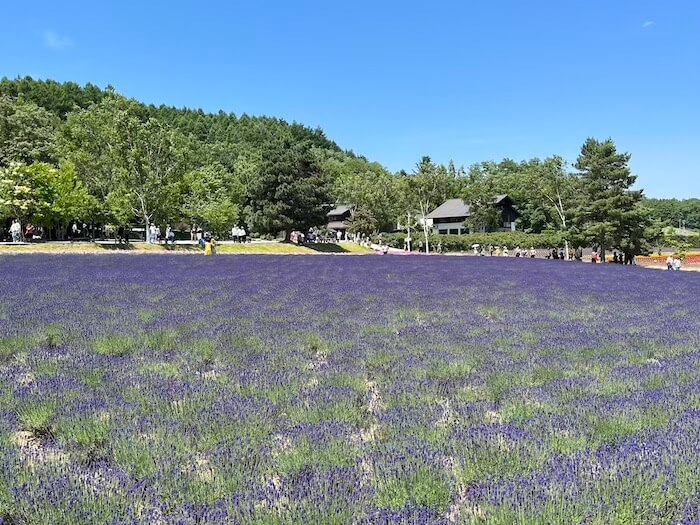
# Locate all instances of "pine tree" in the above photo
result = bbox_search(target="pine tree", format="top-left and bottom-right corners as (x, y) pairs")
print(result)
(244, 136), (330, 239)
(571, 138), (643, 262)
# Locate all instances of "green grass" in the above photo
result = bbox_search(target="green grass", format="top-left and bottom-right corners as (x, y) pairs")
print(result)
(276, 438), (359, 475)
(375, 466), (453, 512)
(16, 402), (57, 439)
(0, 241), (374, 255)
(92, 335), (140, 357)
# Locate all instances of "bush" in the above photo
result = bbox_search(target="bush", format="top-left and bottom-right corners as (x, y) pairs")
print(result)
(376, 232), (566, 252)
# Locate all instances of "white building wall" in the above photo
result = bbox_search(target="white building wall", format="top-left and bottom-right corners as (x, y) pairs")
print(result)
(432, 221), (467, 235)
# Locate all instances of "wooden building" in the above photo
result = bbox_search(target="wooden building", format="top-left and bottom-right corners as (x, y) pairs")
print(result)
(424, 195), (519, 234)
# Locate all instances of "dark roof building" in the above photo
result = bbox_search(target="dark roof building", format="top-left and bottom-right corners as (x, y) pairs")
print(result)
(326, 205), (354, 232)
(425, 196), (519, 234)
(425, 199), (472, 221)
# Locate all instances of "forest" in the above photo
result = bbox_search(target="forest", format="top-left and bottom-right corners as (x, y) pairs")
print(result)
(1, 76), (697, 250)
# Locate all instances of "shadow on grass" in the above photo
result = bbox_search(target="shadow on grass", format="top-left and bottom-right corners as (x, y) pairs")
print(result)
(97, 243), (202, 252)
(95, 243), (136, 251)
(303, 243), (362, 253)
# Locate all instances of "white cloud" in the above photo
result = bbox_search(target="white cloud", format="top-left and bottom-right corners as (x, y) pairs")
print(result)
(642, 21), (654, 29)
(43, 30), (72, 50)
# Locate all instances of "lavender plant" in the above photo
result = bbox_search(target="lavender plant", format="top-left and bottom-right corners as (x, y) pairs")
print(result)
(0, 254), (698, 524)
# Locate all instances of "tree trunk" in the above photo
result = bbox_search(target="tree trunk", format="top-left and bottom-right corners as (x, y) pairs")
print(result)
(406, 211), (412, 252)
(423, 225), (430, 254)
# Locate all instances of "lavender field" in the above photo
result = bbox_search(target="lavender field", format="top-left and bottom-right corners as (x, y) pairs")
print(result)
(1, 254), (699, 524)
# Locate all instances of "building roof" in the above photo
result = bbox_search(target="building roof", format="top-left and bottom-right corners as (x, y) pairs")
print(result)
(492, 194), (512, 205)
(326, 205), (353, 217)
(425, 199), (471, 219)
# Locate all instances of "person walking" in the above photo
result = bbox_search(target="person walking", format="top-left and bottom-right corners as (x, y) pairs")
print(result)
(529, 246), (536, 258)
(591, 250), (599, 263)
(666, 254), (674, 270)
(672, 256), (681, 271)
(502, 246), (509, 257)
(575, 246), (583, 261)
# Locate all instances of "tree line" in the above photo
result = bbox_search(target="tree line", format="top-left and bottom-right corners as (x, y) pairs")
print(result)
(0, 76), (693, 252)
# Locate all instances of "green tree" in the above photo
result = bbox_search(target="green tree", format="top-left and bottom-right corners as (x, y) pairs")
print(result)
(244, 137), (330, 239)
(461, 163), (498, 233)
(405, 156), (454, 253)
(44, 162), (97, 239)
(1, 162), (48, 233)
(0, 95), (58, 167)
(0, 162), (94, 237)
(182, 163), (244, 237)
(326, 155), (398, 231)
(347, 205), (377, 235)
(571, 138), (644, 261)
(527, 156), (579, 256)
(59, 95), (187, 238)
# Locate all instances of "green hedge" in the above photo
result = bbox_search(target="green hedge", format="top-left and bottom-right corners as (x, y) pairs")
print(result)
(375, 232), (567, 252)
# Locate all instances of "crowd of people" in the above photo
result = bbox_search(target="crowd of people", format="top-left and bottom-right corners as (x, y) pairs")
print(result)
(147, 224), (176, 245)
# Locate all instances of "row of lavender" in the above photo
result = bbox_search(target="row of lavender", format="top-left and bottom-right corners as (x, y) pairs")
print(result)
(0, 255), (699, 524)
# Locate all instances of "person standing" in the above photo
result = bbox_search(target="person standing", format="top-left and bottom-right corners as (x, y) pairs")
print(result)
(575, 246), (583, 261)
(666, 254), (674, 270)
(591, 250), (598, 263)
(529, 246), (536, 258)
(10, 219), (21, 242)
(502, 246), (509, 257)
(166, 225), (175, 247)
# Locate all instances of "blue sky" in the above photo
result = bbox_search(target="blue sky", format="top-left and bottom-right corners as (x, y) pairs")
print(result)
(1, 0), (698, 198)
